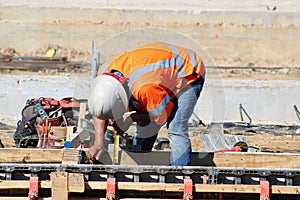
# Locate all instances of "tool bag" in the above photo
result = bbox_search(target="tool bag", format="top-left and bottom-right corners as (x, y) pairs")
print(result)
(13, 97), (82, 148)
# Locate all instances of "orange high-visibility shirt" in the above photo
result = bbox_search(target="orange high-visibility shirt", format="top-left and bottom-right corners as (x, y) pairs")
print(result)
(98, 42), (205, 125)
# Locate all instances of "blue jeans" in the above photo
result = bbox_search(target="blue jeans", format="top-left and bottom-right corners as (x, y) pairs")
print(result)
(167, 77), (204, 166)
(134, 77), (205, 166)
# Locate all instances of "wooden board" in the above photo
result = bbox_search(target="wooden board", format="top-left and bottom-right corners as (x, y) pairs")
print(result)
(98, 150), (300, 168)
(51, 172), (68, 200)
(68, 173), (85, 193)
(1, 147), (300, 169)
(77, 103), (87, 130)
(0, 148), (81, 164)
(2, 180), (300, 195)
(212, 152), (300, 168)
(62, 148), (82, 164)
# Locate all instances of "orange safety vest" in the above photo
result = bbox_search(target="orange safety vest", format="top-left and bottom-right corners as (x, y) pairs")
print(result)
(98, 42), (205, 125)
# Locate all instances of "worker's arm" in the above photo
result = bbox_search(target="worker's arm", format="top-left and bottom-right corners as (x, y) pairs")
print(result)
(130, 111), (151, 122)
(89, 117), (108, 160)
(112, 111), (151, 134)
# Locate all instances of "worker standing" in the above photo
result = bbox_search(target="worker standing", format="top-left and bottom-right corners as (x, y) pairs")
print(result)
(88, 42), (205, 166)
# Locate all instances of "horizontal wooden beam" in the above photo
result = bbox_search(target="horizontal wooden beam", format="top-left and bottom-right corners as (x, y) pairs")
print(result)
(91, 183), (300, 195)
(1, 148), (300, 169)
(1, 179), (300, 195)
(0, 148), (81, 164)
(212, 152), (300, 168)
(272, 185), (300, 194)
(98, 150), (300, 168)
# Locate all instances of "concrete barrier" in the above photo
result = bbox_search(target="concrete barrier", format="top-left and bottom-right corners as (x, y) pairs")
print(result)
(1, 74), (299, 125)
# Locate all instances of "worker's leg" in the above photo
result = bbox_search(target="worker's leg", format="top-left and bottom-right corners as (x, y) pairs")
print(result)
(167, 77), (205, 166)
(134, 120), (161, 152)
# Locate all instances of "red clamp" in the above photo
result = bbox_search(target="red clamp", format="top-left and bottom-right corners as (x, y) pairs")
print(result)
(28, 176), (39, 200)
(260, 180), (270, 200)
(202, 175), (208, 199)
(215, 146), (241, 153)
(183, 179), (193, 200)
(106, 178), (116, 200)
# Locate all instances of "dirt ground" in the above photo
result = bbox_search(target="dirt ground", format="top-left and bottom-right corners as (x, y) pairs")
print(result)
(1, 55), (299, 152)
(1, 45), (300, 81)
(1, 112), (300, 153)
(1, 1), (300, 68)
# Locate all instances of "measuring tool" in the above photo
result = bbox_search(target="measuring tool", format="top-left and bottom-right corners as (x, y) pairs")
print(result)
(34, 103), (49, 119)
(113, 131), (119, 165)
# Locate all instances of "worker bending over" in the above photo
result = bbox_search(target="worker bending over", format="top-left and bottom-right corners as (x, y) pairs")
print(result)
(88, 42), (205, 166)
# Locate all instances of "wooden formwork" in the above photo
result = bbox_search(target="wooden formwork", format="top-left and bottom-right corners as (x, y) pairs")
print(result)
(2, 147), (300, 168)
(2, 101), (300, 199)
(2, 174), (300, 200)
(0, 148), (300, 199)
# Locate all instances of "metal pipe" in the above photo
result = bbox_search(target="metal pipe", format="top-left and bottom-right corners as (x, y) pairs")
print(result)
(239, 103), (252, 125)
(293, 105), (300, 122)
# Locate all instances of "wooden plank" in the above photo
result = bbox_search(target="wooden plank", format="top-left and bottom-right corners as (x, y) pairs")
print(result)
(66, 126), (75, 140)
(212, 152), (300, 168)
(87, 182), (259, 193)
(51, 172), (68, 200)
(0, 148), (82, 163)
(12, 56), (68, 63)
(117, 182), (180, 191)
(194, 184), (260, 193)
(272, 186), (300, 194)
(86, 182), (300, 194)
(77, 102), (87, 130)
(68, 173), (85, 193)
(96, 182), (300, 194)
(1, 148), (300, 168)
(0, 180), (51, 189)
(1, 180), (300, 195)
(62, 148), (82, 164)
(0, 180), (30, 189)
(0, 148), (64, 163)
(98, 150), (300, 168)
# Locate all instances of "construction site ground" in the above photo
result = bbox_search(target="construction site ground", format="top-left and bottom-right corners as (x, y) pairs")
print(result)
(0, 1), (300, 199)
(0, 0), (299, 158)
(2, 118), (300, 153)
(0, 0), (300, 153)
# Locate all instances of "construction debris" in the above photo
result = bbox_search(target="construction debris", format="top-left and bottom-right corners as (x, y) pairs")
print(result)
(0, 56), (89, 73)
